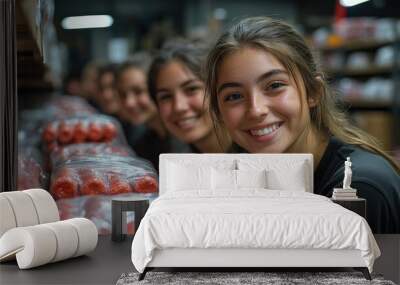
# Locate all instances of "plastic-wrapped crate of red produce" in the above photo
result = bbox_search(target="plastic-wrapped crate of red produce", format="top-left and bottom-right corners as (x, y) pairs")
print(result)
(47, 96), (97, 118)
(17, 146), (47, 190)
(56, 193), (157, 235)
(50, 154), (158, 200)
(41, 115), (126, 150)
(50, 143), (135, 170)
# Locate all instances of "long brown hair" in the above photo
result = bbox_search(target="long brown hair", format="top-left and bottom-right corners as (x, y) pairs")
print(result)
(205, 16), (399, 172)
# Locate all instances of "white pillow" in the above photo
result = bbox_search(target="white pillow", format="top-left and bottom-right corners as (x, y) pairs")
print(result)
(266, 164), (307, 191)
(212, 168), (237, 190)
(237, 159), (310, 192)
(237, 169), (267, 188)
(167, 162), (212, 191)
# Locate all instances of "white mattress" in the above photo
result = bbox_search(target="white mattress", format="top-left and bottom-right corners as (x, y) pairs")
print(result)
(131, 190), (380, 273)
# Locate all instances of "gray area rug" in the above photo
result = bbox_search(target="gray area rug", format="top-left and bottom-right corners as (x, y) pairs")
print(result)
(116, 271), (396, 285)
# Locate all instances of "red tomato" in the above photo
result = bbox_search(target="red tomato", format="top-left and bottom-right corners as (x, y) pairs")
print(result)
(79, 169), (106, 196)
(133, 176), (158, 193)
(102, 122), (117, 142)
(51, 169), (79, 200)
(72, 121), (87, 143)
(58, 122), (74, 144)
(87, 122), (103, 142)
(109, 174), (131, 195)
(42, 123), (57, 143)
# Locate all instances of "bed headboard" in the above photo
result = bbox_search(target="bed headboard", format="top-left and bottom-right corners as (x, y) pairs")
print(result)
(159, 153), (313, 195)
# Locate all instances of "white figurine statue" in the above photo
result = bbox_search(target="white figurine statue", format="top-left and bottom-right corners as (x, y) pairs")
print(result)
(343, 157), (353, 189)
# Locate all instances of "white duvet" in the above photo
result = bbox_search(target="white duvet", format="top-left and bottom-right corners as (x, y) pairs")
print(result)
(131, 190), (380, 273)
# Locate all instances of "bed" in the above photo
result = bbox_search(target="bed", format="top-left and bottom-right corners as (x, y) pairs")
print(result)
(131, 154), (380, 280)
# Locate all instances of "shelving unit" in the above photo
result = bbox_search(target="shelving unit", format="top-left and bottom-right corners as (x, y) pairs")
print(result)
(0, 0), (18, 192)
(319, 38), (397, 52)
(16, 0), (55, 93)
(1, 0), (56, 192)
(326, 65), (393, 77)
(316, 37), (400, 151)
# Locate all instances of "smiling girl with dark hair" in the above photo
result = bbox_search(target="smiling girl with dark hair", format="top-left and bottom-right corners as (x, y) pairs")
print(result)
(148, 40), (230, 153)
(205, 17), (400, 233)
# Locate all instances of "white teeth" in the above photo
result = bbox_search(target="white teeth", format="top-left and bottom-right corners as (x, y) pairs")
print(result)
(176, 117), (198, 128)
(250, 123), (280, 136)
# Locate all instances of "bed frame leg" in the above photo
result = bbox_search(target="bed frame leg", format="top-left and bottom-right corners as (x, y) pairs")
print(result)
(354, 267), (371, 280)
(138, 268), (148, 281)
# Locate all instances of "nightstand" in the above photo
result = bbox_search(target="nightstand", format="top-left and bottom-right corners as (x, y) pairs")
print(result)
(112, 196), (150, 242)
(331, 198), (366, 218)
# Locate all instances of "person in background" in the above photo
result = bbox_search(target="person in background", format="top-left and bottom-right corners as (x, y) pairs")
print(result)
(63, 71), (82, 96)
(148, 40), (230, 153)
(80, 62), (100, 109)
(95, 63), (121, 116)
(116, 54), (187, 170)
(205, 16), (400, 233)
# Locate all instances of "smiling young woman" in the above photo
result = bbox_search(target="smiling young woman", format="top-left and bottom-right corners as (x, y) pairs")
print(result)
(148, 40), (230, 153)
(115, 57), (171, 170)
(205, 17), (400, 233)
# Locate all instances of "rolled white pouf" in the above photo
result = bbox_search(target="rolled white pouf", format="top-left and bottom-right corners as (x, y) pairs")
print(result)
(0, 226), (57, 269)
(42, 221), (79, 262)
(65, 218), (98, 257)
(0, 196), (17, 237)
(24, 189), (60, 224)
(1, 192), (39, 227)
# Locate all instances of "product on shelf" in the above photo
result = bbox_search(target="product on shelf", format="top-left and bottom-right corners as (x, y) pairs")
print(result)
(42, 123), (58, 144)
(87, 121), (103, 142)
(336, 78), (364, 100)
(109, 174), (132, 195)
(58, 122), (74, 144)
(374, 18), (398, 42)
(133, 175), (158, 193)
(51, 148), (158, 235)
(17, 147), (47, 190)
(49, 154), (158, 199)
(56, 193), (157, 235)
(47, 96), (97, 118)
(375, 46), (396, 67)
(50, 143), (134, 168)
(79, 169), (108, 196)
(336, 77), (394, 102)
(346, 52), (371, 69)
(333, 17), (376, 41)
(312, 17), (399, 153)
(322, 52), (346, 70)
(72, 122), (87, 143)
(102, 122), (117, 141)
(312, 17), (400, 48)
(51, 168), (79, 200)
(41, 115), (126, 150)
(363, 78), (393, 101)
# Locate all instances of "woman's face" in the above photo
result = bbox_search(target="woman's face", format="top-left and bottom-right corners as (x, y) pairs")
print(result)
(97, 72), (120, 114)
(117, 67), (157, 125)
(216, 47), (314, 153)
(155, 61), (213, 143)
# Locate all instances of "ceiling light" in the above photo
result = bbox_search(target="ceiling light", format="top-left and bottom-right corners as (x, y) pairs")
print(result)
(61, 15), (113, 30)
(340, 0), (369, 7)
